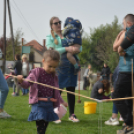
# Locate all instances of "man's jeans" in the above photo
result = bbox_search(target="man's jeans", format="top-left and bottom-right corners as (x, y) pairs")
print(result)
(0, 69), (9, 109)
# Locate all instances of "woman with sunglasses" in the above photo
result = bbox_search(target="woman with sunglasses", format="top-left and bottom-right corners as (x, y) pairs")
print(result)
(46, 16), (80, 122)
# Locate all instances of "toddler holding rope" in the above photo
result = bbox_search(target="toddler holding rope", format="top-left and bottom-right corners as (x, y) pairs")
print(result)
(16, 50), (67, 134)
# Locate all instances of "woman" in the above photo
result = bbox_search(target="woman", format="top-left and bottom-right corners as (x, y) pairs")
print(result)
(90, 79), (110, 100)
(0, 69), (11, 118)
(46, 16), (80, 122)
(21, 54), (29, 95)
(12, 54), (22, 96)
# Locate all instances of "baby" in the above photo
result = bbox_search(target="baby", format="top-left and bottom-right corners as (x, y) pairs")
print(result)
(62, 17), (82, 74)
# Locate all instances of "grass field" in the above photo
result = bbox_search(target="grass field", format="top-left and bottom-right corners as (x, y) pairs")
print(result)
(0, 88), (122, 134)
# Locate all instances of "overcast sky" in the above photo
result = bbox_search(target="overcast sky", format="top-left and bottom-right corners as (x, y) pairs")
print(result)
(0, 0), (134, 44)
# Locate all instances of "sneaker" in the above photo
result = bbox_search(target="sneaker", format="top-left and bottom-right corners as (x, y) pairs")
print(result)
(68, 114), (79, 122)
(11, 92), (15, 95)
(74, 66), (81, 75)
(117, 126), (134, 134)
(104, 117), (119, 126)
(53, 120), (61, 124)
(12, 93), (19, 96)
(119, 115), (124, 121)
(0, 111), (11, 118)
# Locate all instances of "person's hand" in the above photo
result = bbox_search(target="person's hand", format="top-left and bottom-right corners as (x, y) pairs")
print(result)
(65, 46), (73, 53)
(62, 102), (68, 107)
(119, 51), (126, 56)
(16, 75), (23, 83)
(50, 98), (57, 102)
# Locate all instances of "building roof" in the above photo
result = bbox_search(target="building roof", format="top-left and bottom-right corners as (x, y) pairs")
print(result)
(24, 40), (47, 55)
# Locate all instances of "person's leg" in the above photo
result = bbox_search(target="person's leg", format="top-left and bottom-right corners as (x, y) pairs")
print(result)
(112, 73), (132, 127)
(67, 52), (77, 66)
(36, 120), (49, 134)
(66, 87), (75, 116)
(105, 103), (119, 126)
(83, 77), (87, 90)
(66, 87), (79, 122)
(14, 78), (21, 95)
(0, 69), (9, 110)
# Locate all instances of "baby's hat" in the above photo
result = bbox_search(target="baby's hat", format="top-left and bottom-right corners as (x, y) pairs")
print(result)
(71, 19), (82, 30)
(64, 17), (74, 27)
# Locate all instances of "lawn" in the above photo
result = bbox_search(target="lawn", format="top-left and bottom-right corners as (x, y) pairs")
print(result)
(0, 88), (122, 134)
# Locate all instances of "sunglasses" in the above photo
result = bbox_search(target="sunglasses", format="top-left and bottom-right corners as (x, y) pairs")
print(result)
(52, 21), (62, 25)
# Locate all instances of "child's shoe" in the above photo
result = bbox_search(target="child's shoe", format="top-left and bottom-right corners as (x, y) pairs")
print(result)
(104, 117), (119, 126)
(11, 92), (15, 95)
(12, 93), (19, 97)
(53, 120), (61, 124)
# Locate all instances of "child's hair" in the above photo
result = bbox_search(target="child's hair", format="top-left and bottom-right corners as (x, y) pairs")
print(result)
(124, 14), (134, 23)
(50, 16), (59, 45)
(22, 54), (28, 61)
(101, 79), (110, 94)
(43, 49), (60, 62)
(15, 54), (21, 60)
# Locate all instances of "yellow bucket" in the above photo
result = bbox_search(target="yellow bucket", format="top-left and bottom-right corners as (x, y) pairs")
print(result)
(84, 101), (97, 114)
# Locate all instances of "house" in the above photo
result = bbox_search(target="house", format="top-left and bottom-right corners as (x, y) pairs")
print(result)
(23, 40), (47, 67)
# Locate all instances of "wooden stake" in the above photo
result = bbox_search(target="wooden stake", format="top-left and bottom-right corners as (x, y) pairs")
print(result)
(77, 71), (81, 103)
(131, 59), (134, 132)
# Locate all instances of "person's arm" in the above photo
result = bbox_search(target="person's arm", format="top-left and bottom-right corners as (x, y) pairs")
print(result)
(46, 36), (66, 55)
(113, 30), (125, 52)
(117, 32), (126, 54)
(17, 70), (36, 89)
(98, 88), (103, 94)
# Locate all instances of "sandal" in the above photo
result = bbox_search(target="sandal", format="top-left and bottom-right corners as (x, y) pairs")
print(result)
(68, 114), (79, 122)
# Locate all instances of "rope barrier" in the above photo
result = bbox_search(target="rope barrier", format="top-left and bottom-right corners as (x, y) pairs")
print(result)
(5, 73), (134, 103)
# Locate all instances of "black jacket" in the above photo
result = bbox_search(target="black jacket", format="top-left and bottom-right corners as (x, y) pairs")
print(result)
(100, 66), (111, 79)
(13, 60), (22, 75)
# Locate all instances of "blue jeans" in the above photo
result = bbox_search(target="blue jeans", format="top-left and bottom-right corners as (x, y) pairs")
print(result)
(112, 65), (119, 114)
(112, 103), (118, 114)
(0, 69), (9, 109)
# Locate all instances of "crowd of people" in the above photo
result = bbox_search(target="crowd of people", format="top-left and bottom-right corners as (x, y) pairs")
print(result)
(0, 13), (134, 134)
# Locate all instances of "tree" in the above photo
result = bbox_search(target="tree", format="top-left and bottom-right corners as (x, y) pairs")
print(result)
(0, 28), (24, 61)
(79, 16), (122, 72)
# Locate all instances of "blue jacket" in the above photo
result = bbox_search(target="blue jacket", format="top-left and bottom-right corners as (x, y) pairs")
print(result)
(119, 27), (134, 72)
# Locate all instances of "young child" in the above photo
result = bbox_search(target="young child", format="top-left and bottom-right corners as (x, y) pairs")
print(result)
(62, 17), (82, 74)
(16, 50), (66, 134)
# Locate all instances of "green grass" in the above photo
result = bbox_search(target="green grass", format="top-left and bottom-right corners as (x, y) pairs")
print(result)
(0, 89), (122, 134)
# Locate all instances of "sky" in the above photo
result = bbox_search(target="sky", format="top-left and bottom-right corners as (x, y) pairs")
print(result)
(0, 0), (134, 45)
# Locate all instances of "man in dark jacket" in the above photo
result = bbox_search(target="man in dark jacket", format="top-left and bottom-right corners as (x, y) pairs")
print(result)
(100, 63), (111, 80)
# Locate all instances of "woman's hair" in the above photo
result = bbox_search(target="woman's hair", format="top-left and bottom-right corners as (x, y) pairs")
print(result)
(101, 79), (110, 94)
(43, 49), (60, 62)
(15, 54), (21, 60)
(22, 54), (28, 61)
(50, 16), (59, 45)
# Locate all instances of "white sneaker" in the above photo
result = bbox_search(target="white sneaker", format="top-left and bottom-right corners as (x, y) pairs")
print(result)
(0, 111), (11, 118)
(53, 120), (61, 124)
(119, 115), (124, 121)
(105, 117), (119, 126)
